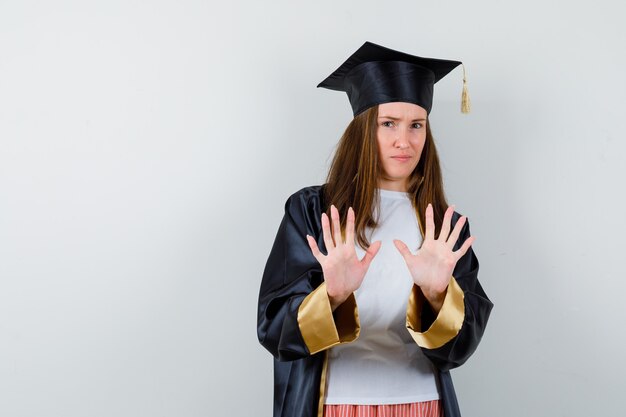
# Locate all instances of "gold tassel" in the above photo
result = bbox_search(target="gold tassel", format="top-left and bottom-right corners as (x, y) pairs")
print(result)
(461, 63), (471, 114)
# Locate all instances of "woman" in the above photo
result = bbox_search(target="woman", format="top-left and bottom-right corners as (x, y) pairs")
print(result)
(257, 41), (493, 417)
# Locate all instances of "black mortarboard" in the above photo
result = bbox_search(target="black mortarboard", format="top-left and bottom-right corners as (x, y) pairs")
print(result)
(317, 41), (470, 117)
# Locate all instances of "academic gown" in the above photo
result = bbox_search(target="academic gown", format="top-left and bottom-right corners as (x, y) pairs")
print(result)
(257, 185), (493, 417)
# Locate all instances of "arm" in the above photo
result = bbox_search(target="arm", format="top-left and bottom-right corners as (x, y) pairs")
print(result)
(257, 188), (360, 362)
(406, 216), (494, 371)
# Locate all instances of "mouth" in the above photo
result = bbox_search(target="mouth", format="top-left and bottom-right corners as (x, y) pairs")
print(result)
(391, 156), (412, 162)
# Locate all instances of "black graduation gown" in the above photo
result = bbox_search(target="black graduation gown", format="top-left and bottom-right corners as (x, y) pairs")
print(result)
(257, 185), (493, 417)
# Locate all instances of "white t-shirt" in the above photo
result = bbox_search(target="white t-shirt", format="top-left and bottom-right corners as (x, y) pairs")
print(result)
(324, 188), (440, 405)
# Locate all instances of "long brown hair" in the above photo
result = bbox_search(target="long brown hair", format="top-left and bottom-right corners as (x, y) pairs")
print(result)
(323, 105), (449, 249)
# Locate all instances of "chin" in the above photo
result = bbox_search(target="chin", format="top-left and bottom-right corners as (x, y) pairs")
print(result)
(391, 172), (413, 180)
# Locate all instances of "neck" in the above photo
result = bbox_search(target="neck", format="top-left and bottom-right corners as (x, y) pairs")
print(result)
(377, 179), (407, 192)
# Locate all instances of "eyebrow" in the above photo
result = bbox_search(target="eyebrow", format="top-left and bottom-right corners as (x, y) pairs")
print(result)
(378, 116), (427, 122)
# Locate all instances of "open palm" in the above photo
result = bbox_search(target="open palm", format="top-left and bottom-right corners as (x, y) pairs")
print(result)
(307, 205), (381, 310)
(393, 203), (474, 308)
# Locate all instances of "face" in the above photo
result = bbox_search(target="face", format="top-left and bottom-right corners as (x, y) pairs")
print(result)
(376, 102), (427, 192)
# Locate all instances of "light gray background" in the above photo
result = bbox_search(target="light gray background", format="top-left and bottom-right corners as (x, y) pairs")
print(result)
(1, 1), (625, 416)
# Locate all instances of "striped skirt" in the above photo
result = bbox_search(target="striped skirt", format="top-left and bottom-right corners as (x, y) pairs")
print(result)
(323, 400), (442, 417)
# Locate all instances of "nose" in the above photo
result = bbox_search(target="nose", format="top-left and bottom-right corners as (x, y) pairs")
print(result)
(394, 131), (409, 149)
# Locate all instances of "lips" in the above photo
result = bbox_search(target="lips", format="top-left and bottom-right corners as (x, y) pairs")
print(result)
(391, 155), (412, 162)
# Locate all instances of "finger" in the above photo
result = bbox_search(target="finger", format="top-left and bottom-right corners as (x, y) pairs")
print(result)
(454, 235), (475, 260)
(360, 240), (381, 268)
(438, 205), (455, 241)
(345, 207), (355, 245)
(446, 215), (467, 249)
(393, 239), (414, 261)
(425, 203), (435, 240)
(331, 204), (342, 245)
(306, 234), (325, 262)
(321, 212), (335, 250)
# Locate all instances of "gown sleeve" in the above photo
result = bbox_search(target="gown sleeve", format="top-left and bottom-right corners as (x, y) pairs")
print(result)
(257, 187), (360, 362)
(405, 214), (494, 371)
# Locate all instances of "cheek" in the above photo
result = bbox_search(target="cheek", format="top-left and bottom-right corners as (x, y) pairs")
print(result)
(376, 129), (387, 145)
(410, 135), (426, 155)
(376, 131), (390, 155)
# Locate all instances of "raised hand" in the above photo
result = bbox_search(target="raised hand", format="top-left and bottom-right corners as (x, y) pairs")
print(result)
(306, 204), (382, 311)
(393, 203), (474, 313)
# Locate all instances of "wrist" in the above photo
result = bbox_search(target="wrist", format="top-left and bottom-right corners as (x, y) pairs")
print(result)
(422, 287), (447, 314)
(326, 289), (350, 312)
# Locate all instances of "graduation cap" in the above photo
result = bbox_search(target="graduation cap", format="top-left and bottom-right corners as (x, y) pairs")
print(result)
(317, 41), (470, 117)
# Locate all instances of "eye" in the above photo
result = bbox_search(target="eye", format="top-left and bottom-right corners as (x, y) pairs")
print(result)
(412, 122), (423, 129)
(381, 121), (394, 127)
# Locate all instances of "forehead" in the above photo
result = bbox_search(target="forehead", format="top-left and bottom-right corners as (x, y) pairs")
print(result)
(378, 102), (427, 118)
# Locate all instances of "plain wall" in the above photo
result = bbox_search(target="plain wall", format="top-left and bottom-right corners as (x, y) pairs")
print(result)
(1, 1), (625, 416)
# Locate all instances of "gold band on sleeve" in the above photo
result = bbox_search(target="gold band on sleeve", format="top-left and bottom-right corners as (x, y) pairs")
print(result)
(317, 352), (329, 417)
(297, 282), (360, 355)
(406, 276), (465, 349)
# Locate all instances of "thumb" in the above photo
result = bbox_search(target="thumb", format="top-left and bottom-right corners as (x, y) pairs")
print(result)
(306, 234), (325, 264)
(361, 240), (382, 268)
(393, 239), (413, 260)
